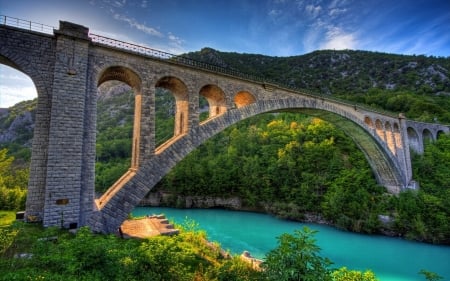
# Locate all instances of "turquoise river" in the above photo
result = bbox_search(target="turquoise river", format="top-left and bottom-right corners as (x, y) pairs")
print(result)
(132, 207), (450, 281)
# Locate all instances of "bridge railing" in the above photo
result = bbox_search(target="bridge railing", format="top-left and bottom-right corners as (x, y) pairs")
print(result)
(0, 15), (54, 34)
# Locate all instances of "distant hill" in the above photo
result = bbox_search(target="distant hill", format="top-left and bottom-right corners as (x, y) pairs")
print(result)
(184, 48), (450, 96)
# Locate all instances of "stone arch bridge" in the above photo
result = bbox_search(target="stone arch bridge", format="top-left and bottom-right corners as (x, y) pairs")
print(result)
(1, 17), (448, 233)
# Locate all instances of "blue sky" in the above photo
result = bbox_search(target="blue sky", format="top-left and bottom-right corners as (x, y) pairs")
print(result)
(1, 0), (450, 107)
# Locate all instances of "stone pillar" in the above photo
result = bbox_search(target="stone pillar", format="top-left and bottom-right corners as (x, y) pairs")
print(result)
(138, 82), (155, 165)
(25, 87), (52, 222)
(42, 21), (92, 228)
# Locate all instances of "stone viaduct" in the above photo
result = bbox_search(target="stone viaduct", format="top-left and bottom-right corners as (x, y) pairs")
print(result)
(1, 17), (448, 233)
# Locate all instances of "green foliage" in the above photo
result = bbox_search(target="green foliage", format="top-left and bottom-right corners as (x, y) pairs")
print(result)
(0, 149), (28, 210)
(331, 267), (378, 281)
(212, 256), (263, 281)
(321, 168), (384, 233)
(261, 227), (332, 281)
(0, 222), (263, 281)
(393, 134), (450, 244)
(155, 113), (384, 234)
(336, 89), (450, 123)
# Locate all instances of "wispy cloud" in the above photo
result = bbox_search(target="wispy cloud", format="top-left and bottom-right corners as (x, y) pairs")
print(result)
(113, 13), (163, 37)
(167, 32), (186, 53)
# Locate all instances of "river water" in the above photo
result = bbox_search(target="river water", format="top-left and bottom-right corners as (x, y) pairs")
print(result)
(132, 207), (450, 281)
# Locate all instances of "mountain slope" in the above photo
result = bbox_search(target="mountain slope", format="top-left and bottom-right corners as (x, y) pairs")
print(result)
(184, 48), (450, 96)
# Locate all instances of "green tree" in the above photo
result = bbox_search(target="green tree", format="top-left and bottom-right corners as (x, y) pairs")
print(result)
(0, 149), (28, 210)
(261, 226), (332, 281)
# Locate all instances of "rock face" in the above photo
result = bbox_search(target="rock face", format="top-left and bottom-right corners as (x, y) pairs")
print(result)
(140, 192), (242, 209)
(0, 110), (34, 145)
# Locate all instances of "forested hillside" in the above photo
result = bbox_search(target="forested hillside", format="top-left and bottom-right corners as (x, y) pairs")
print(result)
(186, 48), (450, 122)
(1, 49), (449, 244)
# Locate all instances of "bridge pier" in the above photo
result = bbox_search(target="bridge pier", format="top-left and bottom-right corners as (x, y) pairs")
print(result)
(26, 22), (95, 228)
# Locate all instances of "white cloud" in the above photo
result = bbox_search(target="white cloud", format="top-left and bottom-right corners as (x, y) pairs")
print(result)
(113, 13), (163, 37)
(0, 85), (37, 108)
(168, 32), (184, 46)
(112, 0), (127, 8)
(0, 66), (38, 108)
(328, 8), (347, 17)
(268, 9), (282, 18)
(305, 4), (322, 18)
(141, 0), (148, 8)
(320, 26), (357, 50)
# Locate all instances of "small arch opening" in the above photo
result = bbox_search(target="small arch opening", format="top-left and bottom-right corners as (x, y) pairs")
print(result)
(95, 66), (142, 193)
(234, 91), (256, 108)
(155, 76), (189, 147)
(407, 127), (421, 153)
(364, 116), (374, 128)
(199, 84), (226, 122)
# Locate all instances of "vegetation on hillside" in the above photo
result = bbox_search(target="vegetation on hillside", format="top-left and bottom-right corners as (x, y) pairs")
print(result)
(185, 48), (450, 122)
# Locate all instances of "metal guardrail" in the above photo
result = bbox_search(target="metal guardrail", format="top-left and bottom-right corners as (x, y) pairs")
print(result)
(0, 15), (400, 118)
(0, 15), (54, 34)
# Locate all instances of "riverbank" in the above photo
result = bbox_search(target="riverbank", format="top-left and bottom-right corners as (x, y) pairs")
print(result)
(139, 192), (435, 244)
(132, 206), (450, 281)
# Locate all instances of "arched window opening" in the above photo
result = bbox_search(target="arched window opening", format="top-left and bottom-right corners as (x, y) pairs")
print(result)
(199, 84), (226, 122)
(364, 116), (374, 128)
(437, 130), (446, 140)
(155, 76), (188, 147)
(95, 66), (141, 193)
(393, 123), (402, 149)
(407, 127), (421, 153)
(423, 129), (434, 148)
(375, 119), (385, 140)
(384, 122), (396, 154)
(234, 91), (256, 108)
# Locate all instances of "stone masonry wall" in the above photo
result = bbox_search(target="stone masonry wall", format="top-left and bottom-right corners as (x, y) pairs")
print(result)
(42, 22), (92, 228)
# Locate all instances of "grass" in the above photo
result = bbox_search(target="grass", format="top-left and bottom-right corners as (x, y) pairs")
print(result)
(0, 210), (65, 258)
